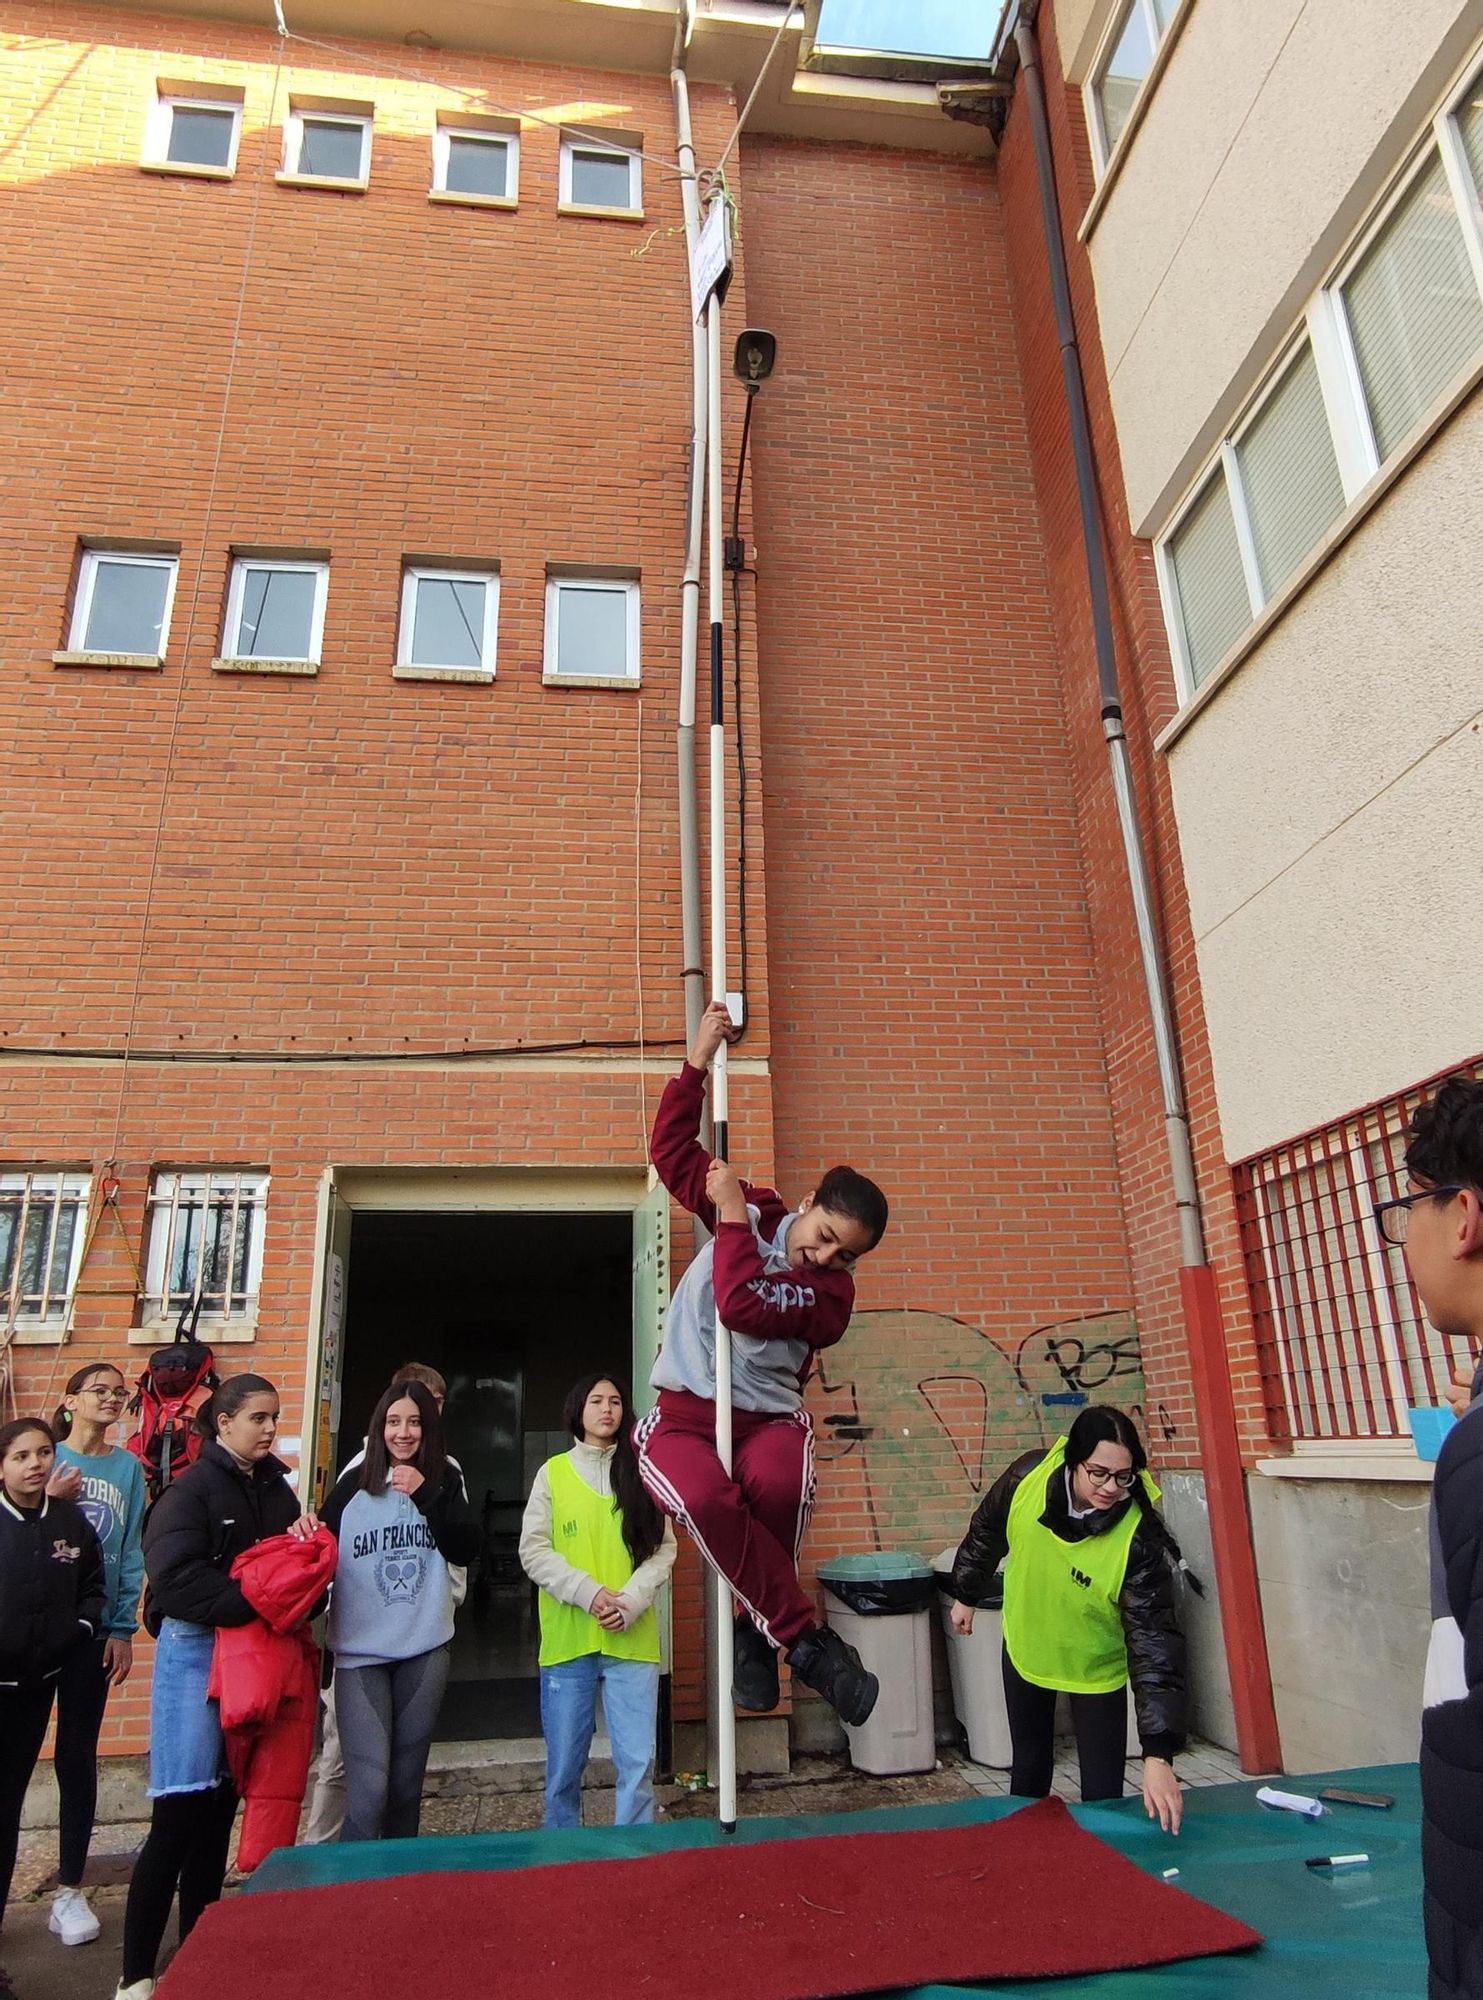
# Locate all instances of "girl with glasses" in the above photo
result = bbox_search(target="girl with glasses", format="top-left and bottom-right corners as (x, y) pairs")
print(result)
(32, 1365), (148, 1948)
(946, 1405), (1190, 1834)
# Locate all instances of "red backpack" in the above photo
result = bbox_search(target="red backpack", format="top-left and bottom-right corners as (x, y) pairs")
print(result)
(126, 1301), (219, 1496)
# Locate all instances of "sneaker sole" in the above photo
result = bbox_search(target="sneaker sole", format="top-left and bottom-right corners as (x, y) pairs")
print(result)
(49, 1915), (101, 1947)
(839, 1671), (880, 1729)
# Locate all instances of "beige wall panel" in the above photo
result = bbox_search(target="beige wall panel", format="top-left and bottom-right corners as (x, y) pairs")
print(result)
(1089, 0), (1483, 528)
(1052, 0), (1105, 80)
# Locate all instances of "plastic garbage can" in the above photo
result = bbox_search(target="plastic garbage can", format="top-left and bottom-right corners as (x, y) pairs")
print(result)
(818, 1554), (937, 1775)
(932, 1548), (1012, 1767)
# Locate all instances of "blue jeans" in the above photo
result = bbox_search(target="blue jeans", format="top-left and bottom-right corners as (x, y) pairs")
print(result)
(539, 1654), (660, 1828)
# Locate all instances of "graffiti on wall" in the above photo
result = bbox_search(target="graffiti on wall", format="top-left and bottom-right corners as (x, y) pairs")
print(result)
(807, 1307), (1148, 1554)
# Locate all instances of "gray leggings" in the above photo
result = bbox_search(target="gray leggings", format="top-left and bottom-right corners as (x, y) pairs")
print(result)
(334, 1645), (450, 1842)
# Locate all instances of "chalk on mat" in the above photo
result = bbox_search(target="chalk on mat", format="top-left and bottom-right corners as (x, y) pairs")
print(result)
(1162, 1867), (1180, 1879)
(1256, 1785), (1324, 1818)
(1305, 1853), (1369, 1870)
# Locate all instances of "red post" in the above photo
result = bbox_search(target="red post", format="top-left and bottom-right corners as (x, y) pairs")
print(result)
(1180, 1264), (1283, 1773)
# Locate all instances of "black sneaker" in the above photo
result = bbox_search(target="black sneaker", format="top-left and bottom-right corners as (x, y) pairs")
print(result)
(786, 1625), (879, 1727)
(732, 1613), (780, 1712)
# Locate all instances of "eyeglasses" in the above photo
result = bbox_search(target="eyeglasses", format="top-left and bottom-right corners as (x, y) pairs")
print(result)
(82, 1386), (128, 1404)
(1082, 1464), (1137, 1491)
(1373, 1185), (1467, 1247)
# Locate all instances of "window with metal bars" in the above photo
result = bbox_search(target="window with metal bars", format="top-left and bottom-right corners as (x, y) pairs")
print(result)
(1235, 1059), (1483, 1445)
(0, 1172), (90, 1327)
(142, 1171), (267, 1328)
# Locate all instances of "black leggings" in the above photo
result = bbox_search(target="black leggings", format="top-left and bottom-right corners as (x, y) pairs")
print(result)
(120, 1783), (238, 1985)
(1001, 1647), (1128, 1802)
(0, 1681), (56, 1920)
(55, 1636), (111, 1885)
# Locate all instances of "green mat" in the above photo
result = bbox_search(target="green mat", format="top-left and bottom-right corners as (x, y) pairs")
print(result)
(250, 1764), (1423, 1997)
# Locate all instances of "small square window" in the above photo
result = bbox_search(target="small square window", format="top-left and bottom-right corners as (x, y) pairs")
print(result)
(284, 110), (371, 184)
(544, 576), (640, 682)
(142, 1170), (267, 1332)
(398, 567), (499, 676)
(433, 127), (517, 202)
(223, 558), (328, 663)
(559, 136), (641, 214)
(143, 91), (243, 176)
(69, 551), (178, 657)
(0, 1172), (90, 1328)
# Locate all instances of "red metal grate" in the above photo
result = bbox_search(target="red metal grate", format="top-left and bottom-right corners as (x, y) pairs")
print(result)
(1234, 1056), (1483, 1443)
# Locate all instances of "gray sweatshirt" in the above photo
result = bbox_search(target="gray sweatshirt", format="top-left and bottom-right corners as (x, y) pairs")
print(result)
(518, 1440), (676, 1628)
(650, 1203), (822, 1413)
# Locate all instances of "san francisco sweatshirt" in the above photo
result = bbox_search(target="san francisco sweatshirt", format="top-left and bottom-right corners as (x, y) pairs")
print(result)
(322, 1466), (480, 1671)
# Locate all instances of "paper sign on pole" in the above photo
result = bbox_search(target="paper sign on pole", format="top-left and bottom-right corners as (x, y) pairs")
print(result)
(690, 197), (734, 321)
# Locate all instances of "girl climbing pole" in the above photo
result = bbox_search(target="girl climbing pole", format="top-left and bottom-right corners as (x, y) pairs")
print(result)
(520, 1372), (676, 1828)
(948, 1405), (1189, 1833)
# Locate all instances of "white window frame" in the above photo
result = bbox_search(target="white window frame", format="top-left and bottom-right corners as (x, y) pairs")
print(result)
(222, 558), (329, 664)
(396, 565), (500, 679)
(68, 550), (179, 659)
(558, 135), (642, 215)
(1155, 42), (1483, 711)
(141, 1170), (268, 1338)
(1085, 0), (1168, 180)
(282, 108), (372, 186)
(144, 92), (243, 176)
(0, 1172), (91, 1337)
(543, 575), (641, 683)
(432, 124), (518, 205)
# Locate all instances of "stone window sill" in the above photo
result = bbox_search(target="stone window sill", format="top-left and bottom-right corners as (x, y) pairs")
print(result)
(132, 1318), (256, 1346)
(1255, 1451), (1433, 1483)
(428, 190), (517, 212)
(53, 651), (163, 670)
(541, 673), (640, 690)
(140, 160), (233, 182)
(557, 202), (645, 223)
(275, 172), (367, 194)
(212, 656), (318, 676)
(393, 663), (494, 684)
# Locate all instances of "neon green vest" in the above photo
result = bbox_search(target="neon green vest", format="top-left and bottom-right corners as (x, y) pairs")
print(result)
(536, 1452), (661, 1669)
(1000, 1438), (1159, 1695)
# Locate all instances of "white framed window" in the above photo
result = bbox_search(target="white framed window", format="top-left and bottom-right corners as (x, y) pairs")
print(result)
(142, 1170), (267, 1332)
(0, 1173), (90, 1331)
(397, 566), (499, 678)
(68, 550), (178, 659)
(222, 558), (328, 664)
(543, 575), (640, 682)
(1156, 46), (1483, 705)
(432, 125), (517, 204)
(144, 92), (242, 175)
(282, 108), (371, 185)
(559, 134), (641, 215)
(1086, 0), (1172, 176)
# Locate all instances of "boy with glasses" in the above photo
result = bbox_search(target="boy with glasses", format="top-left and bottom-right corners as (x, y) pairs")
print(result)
(1385, 1077), (1483, 2000)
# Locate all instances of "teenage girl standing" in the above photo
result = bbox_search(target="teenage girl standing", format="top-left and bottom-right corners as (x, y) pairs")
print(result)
(520, 1373), (676, 1828)
(116, 1374), (316, 2000)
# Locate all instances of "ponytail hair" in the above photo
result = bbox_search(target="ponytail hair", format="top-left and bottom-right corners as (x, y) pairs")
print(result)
(53, 1362), (125, 1440)
(1062, 1404), (1204, 1596)
(193, 1373), (278, 1442)
(562, 1372), (663, 1569)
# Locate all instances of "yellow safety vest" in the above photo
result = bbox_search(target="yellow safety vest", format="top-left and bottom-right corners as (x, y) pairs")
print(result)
(536, 1452), (661, 1669)
(1000, 1438), (1159, 1695)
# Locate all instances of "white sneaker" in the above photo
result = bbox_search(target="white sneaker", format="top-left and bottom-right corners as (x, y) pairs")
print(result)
(114, 1983), (156, 1999)
(49, 1885), (101, 1946)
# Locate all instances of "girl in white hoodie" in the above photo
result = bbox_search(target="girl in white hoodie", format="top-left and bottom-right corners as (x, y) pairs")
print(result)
(520, 1374), (676, 1827)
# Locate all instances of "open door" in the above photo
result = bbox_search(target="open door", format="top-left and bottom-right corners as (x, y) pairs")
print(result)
(306, 1178), (352, 1509)
(631, 1173), (671, 1675)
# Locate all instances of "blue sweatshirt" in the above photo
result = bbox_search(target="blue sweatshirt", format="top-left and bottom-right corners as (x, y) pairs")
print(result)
(53, 1442), (146, 1637)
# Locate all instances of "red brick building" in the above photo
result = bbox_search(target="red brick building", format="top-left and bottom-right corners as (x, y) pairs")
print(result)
(0, 0), (1273, 1774)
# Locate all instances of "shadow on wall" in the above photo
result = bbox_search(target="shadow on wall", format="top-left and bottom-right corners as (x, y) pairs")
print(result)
(810, 1306), (1161, 1554)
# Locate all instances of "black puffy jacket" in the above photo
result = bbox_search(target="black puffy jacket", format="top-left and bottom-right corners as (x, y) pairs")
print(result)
(949, 1446), (1188, 1761)
(0, 1492), (105, 1685)
(1422, 1396), (1483, 2000)
(143, 1439), (303, 1630)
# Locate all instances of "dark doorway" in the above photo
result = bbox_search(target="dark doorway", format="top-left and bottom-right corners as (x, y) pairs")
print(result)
(333, 1209), (632, 1741)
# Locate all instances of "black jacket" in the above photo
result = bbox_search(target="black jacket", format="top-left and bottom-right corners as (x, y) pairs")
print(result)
(950, 1446), (1188, 1761)
(1422, 1400), (1483, 2000)
(322, 1461), (481, 1566)
(143, 1439), (303, 1630)
(0, 1492), (106, 1686)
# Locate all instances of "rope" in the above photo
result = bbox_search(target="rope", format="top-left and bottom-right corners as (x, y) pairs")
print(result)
(710, 1), (802, 180)
(103, 34), (288, 1175)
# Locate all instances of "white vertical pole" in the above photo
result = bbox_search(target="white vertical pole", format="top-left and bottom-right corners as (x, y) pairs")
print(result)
(704, 284), (737, 1834)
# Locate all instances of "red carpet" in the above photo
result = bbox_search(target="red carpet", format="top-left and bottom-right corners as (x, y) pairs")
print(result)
(157, 1798), (1260, 1999)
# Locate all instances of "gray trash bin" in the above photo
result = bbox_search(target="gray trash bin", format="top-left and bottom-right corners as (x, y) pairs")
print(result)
(931, 1548), (1011, 1767)
(818, 1553), (937, 1776)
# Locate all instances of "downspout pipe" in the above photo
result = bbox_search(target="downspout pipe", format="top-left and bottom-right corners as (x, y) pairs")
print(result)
(1014, 9), (1282, 1774)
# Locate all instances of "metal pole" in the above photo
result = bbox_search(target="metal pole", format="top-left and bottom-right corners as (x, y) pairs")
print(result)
(705, 286), (737, 1833)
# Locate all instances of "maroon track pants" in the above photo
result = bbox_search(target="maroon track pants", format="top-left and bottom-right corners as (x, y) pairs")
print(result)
(634, 1389), (819, 1650)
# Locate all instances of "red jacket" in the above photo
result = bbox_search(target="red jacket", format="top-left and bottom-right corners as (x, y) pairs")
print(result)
(208, 1527), (336, 1872)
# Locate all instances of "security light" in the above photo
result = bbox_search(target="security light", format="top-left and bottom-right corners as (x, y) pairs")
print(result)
(733, 330), (777, 387)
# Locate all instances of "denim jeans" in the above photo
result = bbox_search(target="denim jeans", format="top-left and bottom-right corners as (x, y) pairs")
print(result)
(539, 1653), (660, 1828)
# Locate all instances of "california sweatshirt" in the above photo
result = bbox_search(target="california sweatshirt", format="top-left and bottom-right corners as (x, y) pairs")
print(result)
(53, 1442), (146, 1637)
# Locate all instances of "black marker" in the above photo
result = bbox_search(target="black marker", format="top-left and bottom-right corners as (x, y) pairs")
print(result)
(1305, 1853), (1368, 1870)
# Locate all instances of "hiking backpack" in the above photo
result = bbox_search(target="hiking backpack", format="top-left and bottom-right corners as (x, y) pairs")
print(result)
(126, 1299), (219, 1496)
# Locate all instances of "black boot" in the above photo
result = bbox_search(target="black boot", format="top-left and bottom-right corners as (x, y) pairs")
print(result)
(732, 1613), (780, 1712)
(786, 1624), (879, 1727)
